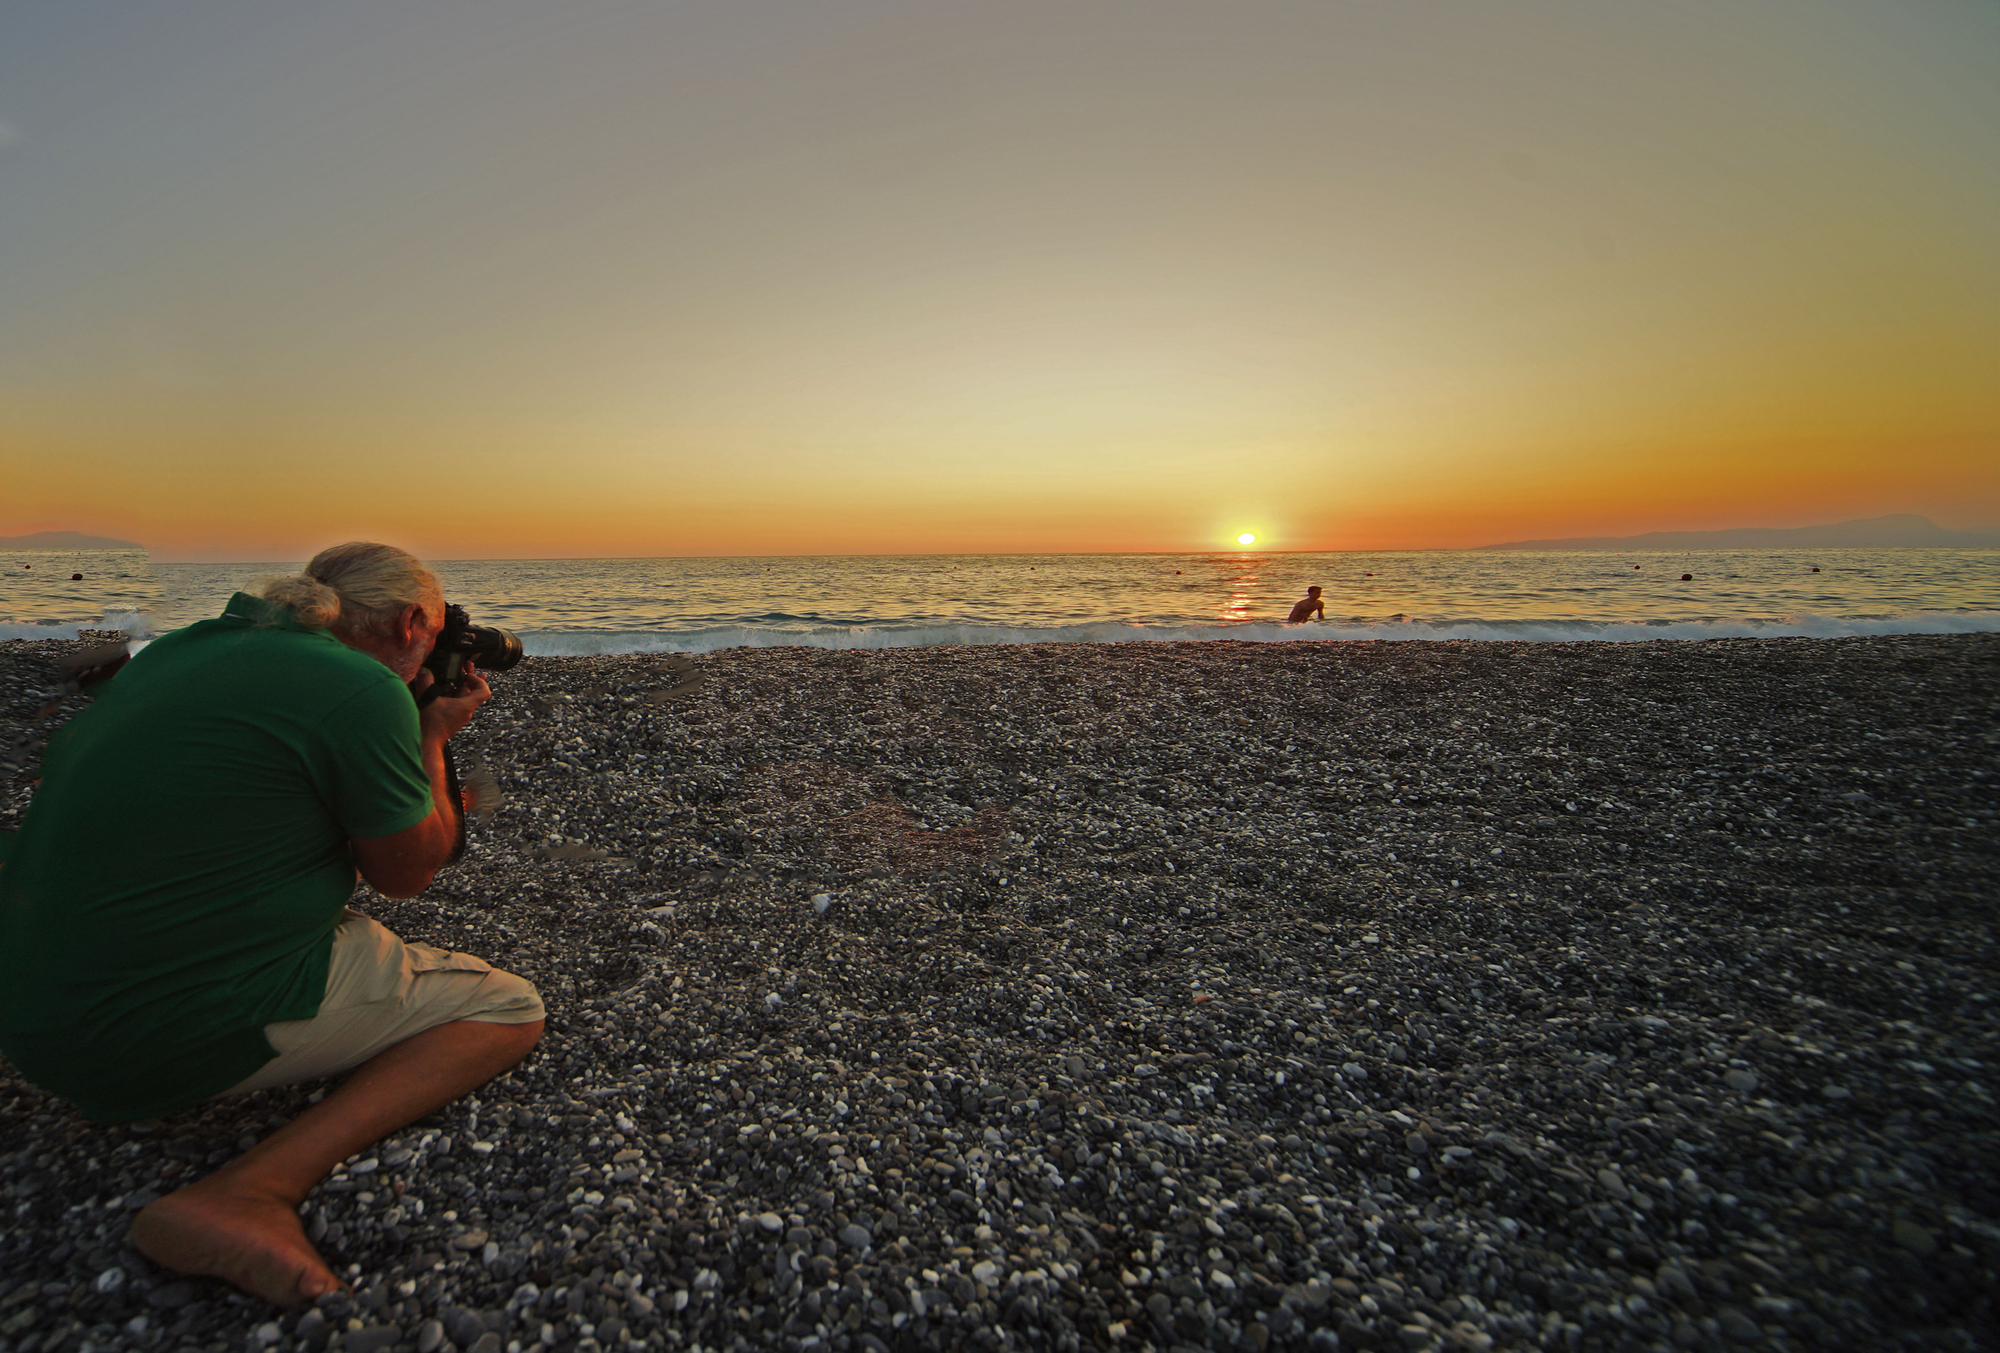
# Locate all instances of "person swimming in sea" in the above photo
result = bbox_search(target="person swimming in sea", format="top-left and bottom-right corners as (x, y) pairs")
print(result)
(1286, 586), (1325, 624)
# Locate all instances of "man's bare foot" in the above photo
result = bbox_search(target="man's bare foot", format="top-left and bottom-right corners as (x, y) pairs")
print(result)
(130, 1180), (342, 1307)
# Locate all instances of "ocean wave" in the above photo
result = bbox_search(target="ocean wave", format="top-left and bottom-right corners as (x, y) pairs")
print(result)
(0, 611), (160, 643)
(8, 609), (1998, 651)
(516, 609), (2000, 656)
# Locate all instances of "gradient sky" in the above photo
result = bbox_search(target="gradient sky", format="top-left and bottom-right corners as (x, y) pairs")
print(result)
(2, 0), (1996, 560)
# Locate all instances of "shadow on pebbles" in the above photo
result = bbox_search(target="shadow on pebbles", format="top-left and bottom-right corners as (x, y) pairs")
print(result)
(2, 633), (1997, 1353)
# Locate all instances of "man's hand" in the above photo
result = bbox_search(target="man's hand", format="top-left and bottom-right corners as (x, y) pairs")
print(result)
(411, 666), (492, 742)
(351, 664), (490, 897)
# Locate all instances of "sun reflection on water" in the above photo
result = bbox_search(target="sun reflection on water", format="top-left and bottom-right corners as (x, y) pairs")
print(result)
(1219, 553), (1270, 622)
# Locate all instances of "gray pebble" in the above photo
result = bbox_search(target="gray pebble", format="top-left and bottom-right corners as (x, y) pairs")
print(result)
(443, 1308), (484, 1344)
(1717, 1307), (1764, 1342)
(1892, 1218), (1937, 1255)
(147, 1281), (194, 1309)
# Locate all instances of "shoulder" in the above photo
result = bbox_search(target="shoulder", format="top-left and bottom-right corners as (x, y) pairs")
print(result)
(103, 621), (390, 705)
(219, 628), (413, 725)
(237, 625), (388, 678)
(313, 647), (415, 719)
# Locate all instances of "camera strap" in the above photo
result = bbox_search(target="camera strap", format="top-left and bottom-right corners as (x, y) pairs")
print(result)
(440, 740), (469, 866)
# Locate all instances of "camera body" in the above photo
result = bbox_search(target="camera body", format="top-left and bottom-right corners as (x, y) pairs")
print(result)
(420, 603), (524, 698)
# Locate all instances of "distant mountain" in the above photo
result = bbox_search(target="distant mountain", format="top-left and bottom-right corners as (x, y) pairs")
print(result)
(0, 530), (144, 550)
(1479, 514), (2000, 551)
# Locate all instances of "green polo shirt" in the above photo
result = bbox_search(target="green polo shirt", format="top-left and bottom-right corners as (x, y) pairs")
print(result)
(0, 594), (435, 1122)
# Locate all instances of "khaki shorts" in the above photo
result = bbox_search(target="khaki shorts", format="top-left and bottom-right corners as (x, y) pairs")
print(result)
(221, 910), (545, 1097)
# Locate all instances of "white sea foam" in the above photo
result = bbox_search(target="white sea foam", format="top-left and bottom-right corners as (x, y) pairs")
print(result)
(0, 611), (158, 643)
(515, 610), (2000, 657)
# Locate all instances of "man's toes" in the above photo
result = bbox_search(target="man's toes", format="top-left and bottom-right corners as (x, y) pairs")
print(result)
(243, 1248), (340, 1307)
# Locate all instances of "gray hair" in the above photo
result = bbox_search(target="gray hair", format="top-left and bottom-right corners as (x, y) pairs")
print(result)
(260, 542), (442, 638)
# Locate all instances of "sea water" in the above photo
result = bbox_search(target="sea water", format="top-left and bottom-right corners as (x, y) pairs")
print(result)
(4, 546), (1998, 653)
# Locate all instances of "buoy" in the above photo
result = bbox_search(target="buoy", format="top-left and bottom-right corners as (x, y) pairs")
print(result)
(1681, 573), (1693, 581)
(1175, 570), (1182, 575)
(1810, 567), (1819, 573)
(1364, 572), (1373, 577)
(71, 572), (82, 580)
(1634, 564), (1641, 569)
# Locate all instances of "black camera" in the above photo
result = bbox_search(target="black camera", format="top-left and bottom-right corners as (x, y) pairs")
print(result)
(419, 603), (524, 699)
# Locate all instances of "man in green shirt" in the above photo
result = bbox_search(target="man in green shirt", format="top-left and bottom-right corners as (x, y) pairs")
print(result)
(0, 542), (544, 1306)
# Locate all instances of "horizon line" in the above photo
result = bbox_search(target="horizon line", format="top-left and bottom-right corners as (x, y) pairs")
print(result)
(115, 542), (2000, 565)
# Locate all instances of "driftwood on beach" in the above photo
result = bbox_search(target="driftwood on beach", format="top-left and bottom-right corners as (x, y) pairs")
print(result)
(2, 633), (1996, 1353)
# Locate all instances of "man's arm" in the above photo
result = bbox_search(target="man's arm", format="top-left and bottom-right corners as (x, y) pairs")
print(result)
(349, 672), (489, 898)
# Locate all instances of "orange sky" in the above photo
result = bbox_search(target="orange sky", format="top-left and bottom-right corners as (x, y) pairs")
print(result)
(2, 1), (1996, 560)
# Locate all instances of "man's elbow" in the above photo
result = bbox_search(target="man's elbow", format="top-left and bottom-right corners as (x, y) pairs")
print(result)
(350, 815), (452, 897)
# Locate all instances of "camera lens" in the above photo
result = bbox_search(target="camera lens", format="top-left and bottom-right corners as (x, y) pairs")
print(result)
(471, 626), (524, 672)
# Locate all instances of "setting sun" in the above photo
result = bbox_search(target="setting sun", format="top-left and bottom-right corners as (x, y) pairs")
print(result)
(1237, 533), (1257, 545)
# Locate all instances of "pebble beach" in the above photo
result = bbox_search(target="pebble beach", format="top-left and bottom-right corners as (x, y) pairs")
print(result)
(2, 632), (1996, 1353)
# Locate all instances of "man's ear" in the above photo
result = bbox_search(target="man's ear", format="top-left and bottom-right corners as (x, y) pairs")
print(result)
(395, 604), (425, 647)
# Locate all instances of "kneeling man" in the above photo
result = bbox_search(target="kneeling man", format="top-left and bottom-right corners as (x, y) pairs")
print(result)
(0, 542), (544, 1305)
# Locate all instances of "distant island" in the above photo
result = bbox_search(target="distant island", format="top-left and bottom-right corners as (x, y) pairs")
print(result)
(1479, 514), (2000, 551)
(0, 530), (144, 550)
